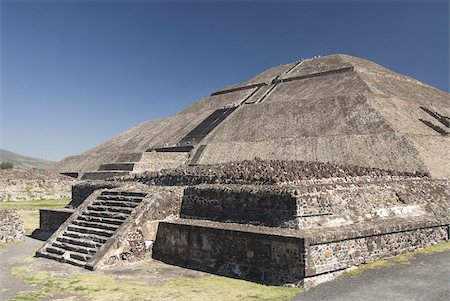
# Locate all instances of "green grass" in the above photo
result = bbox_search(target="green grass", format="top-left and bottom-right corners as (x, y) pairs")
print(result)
(344, 241), (450, 276)
(10, 266), (301, 301)
(0, 198), (70, 234)
(0, 198), (70, 210)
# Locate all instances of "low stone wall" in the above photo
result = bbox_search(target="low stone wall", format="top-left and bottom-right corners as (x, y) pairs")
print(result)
(153, 221), (307, 285)
(306, 225), (449, 276)
(69, 181), (121, 208)
(31, 208), (75, 240)
(0, 169), (74, 202)
(181, 185), (297, 227)
(0, 209), (24, 243)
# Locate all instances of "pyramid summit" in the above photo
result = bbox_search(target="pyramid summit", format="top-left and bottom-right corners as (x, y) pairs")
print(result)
(56, 54), (449, 180)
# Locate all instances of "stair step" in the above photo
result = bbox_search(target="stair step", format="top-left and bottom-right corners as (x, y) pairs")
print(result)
(78, 215), (124, 226)
(37, 249), (62, 261)
(98, 163), (135, 171)
(101, 191), (147, 198)
(83, 210), (128, 220)
(67, 225), (115, 238)
(92, 200), (139, 208)
(46, 246), (65, 256)
(72, 220), (120, 231)
(81, 171), (129, 180)
(52, 242), (97, 255)
(63, 231), (108, 244)
(87, 205), (133, 214)
(96, 195), (143, 203)
(38, 250), (87, 267)
(70, 252), (92, 262)
(116, 152), (143, 163)
(57, 236), (103, 249)
(46, 245), (91, 262)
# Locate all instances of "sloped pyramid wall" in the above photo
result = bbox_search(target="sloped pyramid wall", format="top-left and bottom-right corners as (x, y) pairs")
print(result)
(54, 54), (449, 179)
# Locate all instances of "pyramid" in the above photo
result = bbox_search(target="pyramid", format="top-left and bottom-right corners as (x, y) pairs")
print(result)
(55, 54), (450, 179)
(37, 54), (449, 285)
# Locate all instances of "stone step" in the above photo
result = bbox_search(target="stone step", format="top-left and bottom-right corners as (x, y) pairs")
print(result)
(116, 152), (143, 163)
(51, 241), (97, 255)
(37, 250), (87, 268)
(57, 236), (103, 249)
(92, 200), (139, 208)
(87, 205), (133, 215)
(78, 215), (124, 226)
(83, 210), (128, 220)
(67, 225), (115, 238)
(71, 252), (92, 262)
(63, 231), (108, 244)
(101, 191), (147, 198)
(72, 220), (120, 232)
(46, 246), (92, 262)
(96, 195), (143, 203)
(98, 163), (135, 171)
(81, 171), (129, 180)
(46, 246), (64, 256)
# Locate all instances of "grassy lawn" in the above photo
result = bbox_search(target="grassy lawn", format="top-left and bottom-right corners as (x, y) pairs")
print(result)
(7, 241), (450, 301)
(10, 267), (301, 301)
(0, 199), (71, 234)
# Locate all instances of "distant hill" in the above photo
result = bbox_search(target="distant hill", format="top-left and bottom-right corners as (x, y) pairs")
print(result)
(0, 149), (56, 169)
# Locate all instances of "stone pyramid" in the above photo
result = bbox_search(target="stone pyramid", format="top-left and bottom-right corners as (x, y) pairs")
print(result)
(55, 54), (450, 179)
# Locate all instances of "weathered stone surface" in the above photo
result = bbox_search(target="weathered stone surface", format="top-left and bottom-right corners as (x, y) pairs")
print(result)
(54, 54), (449, 178)
(37, 54), (450, 287)
(0, 169), (74, 202)
(307, 226), (448, 275)
(153, 220), (307, 285)
(31, 208), (75, 241)
(70, 181), (122, 208)
(0, 209), (24, 243)
(123, 158), (425, 186)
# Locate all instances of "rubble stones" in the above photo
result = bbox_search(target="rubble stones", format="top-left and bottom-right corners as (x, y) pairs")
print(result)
(0, 168), (74, 202)
(0, 209), (24, 243)
(120, 158), (427, 186)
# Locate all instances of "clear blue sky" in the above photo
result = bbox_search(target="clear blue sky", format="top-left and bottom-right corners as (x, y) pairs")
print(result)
(1, 0), (448, 161)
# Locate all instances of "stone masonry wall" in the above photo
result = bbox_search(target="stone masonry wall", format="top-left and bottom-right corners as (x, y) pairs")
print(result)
(153, 221), (307, 285)
(181, 185), (297, 227)
(0, 169), (74, 202)
(0, 209), (24, 243)
(69, 181), (122, 208)
(32, 209), (75, 240)
(123, 158), (426, 186)
(306, 226), (449, 276)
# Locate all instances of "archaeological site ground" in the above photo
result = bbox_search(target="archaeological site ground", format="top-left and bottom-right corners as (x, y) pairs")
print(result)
(2, 54), (449, 296)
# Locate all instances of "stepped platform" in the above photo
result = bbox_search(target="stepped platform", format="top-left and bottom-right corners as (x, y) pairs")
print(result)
(81, 171), (130, 180)
(153, 217), (448, 285)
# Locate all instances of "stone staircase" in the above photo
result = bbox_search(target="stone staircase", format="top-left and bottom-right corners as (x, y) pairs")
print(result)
(80, 153), (144, 180)
(36, 190), (147, 269)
